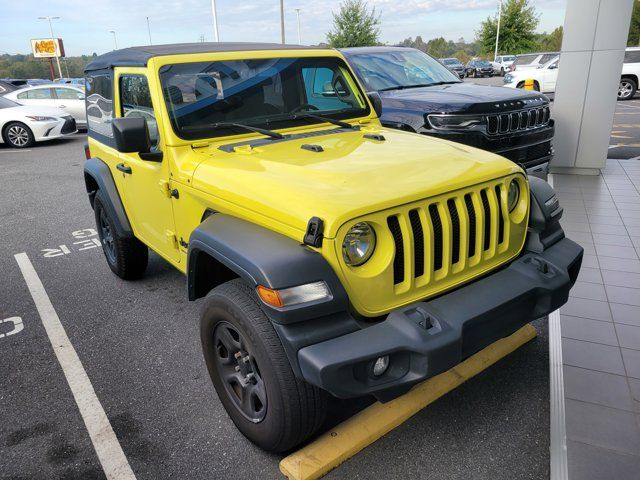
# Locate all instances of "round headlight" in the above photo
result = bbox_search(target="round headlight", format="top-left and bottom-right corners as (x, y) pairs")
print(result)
(508, 180), (520, 212)
(342, 222), (376, 266)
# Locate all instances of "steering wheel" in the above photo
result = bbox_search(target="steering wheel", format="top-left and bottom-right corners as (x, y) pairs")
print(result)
(290, 104), (320, 114)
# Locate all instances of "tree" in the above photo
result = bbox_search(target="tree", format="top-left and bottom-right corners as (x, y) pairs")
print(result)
(628, 0), (640, 46)
(327, 0), (381, 48)
(476, 0), (539, 56)
(537, 26), (563, 51)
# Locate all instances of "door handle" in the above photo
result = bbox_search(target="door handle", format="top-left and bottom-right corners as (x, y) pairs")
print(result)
(116, 163), (132, 174)
(58, 105), (66, 108)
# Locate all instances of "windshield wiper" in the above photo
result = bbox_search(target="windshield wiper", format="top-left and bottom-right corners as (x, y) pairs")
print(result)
(182, 121), (284, 140)
(287, 112), (359, 130)
(379, 82), (458, 91)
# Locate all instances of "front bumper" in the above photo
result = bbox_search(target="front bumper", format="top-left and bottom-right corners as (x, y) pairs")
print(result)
(298, 237), (582, 402)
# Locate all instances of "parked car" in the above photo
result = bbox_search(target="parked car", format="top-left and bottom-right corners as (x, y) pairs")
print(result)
(0, 96), (76, 148)
(438, 58), (465, 78)
(508, 52), (559, 73)
(342, 46), (555, 178)
(5, 84), (87, 129)
(465, 59), (494, 77)
(492, 55), (516, 76)
(503, 56), (559, 93)
(0, 80), (18, 95)
(619, 47), (640, 100)
(83, 42), (581, 453)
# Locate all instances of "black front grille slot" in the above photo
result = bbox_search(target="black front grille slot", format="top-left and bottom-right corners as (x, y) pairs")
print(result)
(447, 200), (460, 265)
(499, 114), (509, 133)
(480, 190), (491, 251)
(495, 185), (504, 244)
(464, 194), (476, 258)
(487, 115), (498, 134)
(387, 216), (405, 284)
(429, 204), (443, 271)
(409, 210), (424, 278)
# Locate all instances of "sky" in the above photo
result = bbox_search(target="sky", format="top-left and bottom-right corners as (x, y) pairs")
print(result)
(0, 0), (567, 57)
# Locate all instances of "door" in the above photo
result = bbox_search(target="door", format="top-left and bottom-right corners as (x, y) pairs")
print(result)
(15, 87), (55, 108)
(53, 87), (86, 126)
(112, 71), (180, 264)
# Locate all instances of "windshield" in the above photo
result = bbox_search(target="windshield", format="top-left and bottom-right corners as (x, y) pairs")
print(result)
(442, 58), (460, 65)
(0, 97), (19, 109)
(476, 60), (492, 67)
(159, 56), (369, 140)
(514, 54), (538, 66)
(347, 49), (460, 91)
(502, 56), (515, 62)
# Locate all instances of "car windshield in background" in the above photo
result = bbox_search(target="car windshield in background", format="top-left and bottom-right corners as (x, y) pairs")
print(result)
(514, 54), (538, 65)
(476, 61), (492, 67)
(347, 50), (461, 91)
(158, 56), (369, 140)
(502, 56), (516, 62)
(442, 59), (460, 65)
(0, 97), (19, 109)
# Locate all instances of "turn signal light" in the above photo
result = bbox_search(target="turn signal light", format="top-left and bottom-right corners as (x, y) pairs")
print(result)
(256, 286), (284, 308)
(84, 143), (91, 160)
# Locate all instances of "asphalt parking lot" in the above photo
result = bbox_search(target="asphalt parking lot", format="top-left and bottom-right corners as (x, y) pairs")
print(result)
(4, 84), (634, 479)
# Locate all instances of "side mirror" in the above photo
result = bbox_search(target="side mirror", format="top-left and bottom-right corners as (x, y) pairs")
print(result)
(112, 117), (151, 154)
(548, 64), (557, 70)
(367, 91), (383, 118)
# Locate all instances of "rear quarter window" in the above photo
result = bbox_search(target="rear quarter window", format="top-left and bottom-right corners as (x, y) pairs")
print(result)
(85, 73), (114, 139)
(625, 50), (640, 64)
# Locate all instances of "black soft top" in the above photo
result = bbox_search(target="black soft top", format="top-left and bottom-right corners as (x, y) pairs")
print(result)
(85, 42), (326, 72)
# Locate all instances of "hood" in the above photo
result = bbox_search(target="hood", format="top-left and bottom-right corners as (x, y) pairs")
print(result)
(11, 105), (69, 117)
(379, 82), (548, 115)
(190, 126), (520, 240)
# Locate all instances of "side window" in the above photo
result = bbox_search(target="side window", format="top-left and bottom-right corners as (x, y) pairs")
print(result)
(17, 91), (29, 100)
(85, 73), (114, 138)
(119, 75), (158, 148)
(625, 50), (640, 64)
(55, 88), (83, 100)
(22, 89), (53, 99)
(302, 67), (349, 111)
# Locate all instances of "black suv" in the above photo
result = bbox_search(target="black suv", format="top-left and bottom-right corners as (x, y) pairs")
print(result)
(465, 59), (494, 77)
(341, 47), (554, 178)
(438, 58), (465, 78)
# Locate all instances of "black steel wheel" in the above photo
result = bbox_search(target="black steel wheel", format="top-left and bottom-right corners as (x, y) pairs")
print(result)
(212, 321), (267, 423)
(93, 189), (148, 279)
(200, 279), (327, 452)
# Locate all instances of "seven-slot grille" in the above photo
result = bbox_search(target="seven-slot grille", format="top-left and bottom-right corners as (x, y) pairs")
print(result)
(486, 106), (550, 135)
(386, 183), (510, 287)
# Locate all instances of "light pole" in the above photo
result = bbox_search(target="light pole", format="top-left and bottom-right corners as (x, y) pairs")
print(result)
(109, 30), (118, 50)
(493, 0), (502, 61)
(146, 17), (152, 45)
(211, 0), (220, 42)
(280, 0), (285, 44)
(294, 8), (301, 44)
(38, 16), (63, 80)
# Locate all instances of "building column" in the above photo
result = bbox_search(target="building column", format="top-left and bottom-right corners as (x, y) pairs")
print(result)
(551, 0), (634, 175)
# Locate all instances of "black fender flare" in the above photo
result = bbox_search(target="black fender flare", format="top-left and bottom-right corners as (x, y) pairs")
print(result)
(187, 214), (349, 325)
(83, 157), (133, 237)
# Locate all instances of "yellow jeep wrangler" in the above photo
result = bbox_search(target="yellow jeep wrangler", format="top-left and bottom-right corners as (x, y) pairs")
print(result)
(83, 43), (582, 452)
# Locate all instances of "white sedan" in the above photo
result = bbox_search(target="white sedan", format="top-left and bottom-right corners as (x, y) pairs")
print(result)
(0, 97), (77, 148)
(4, 84), (86, 129)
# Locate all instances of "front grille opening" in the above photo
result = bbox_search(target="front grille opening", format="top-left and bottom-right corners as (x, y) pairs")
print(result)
(428, 204), (443, 271)
(528, 110), (536, 128)
(464, 194), (476, 257)
(509, 112), (519, 131)
(409, 210), (424, 278)
(487, 115), (498, 134)
(387, 216), (405, 285)
(480, 190), (491, 251)
(447, 199), (460, 265)
(520, 111), (528, 129)
(499, 114), (509, 133)
(495, 185), (505, 244)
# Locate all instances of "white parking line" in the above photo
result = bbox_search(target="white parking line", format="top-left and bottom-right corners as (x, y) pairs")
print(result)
(14, 252), (136, 480)
(0, 149), (32, 153)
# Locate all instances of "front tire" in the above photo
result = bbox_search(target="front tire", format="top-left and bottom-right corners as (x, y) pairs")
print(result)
(618, 78), (637, 100)
(93, 189), (148, 279)
(200, 279), (327, 453)
(3, 122), (35, 148)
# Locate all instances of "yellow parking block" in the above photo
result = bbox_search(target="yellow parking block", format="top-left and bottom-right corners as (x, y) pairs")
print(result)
(524, 79), (535, 90)
(280, 324), (537, 480)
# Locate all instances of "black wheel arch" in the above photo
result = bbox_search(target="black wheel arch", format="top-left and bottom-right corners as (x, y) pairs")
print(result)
(187, 214), (349, 325)
(84, 157), (133, 238)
